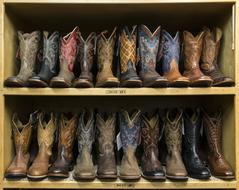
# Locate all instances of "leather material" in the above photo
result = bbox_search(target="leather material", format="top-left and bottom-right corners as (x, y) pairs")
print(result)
(27, 113), (56, 179)
(4, 31), (41, 87)
(202, 108), (234, 179)
(164, 109), (188, 180)
(183, 31), (212, 87)
(182, 108), (211, 179)
(29, 31), (60, 87)
(48, 113), (77, 178)
(96, 112), (117, 179)
(96, 28), (119, 87)
(74, 33), (95, 88)
(138, 25), (168, 87)
(119, 109), (141, 179)
(201, 27), (234, 86)
(50, 27), (79, 87)
(5, 113), (33, 178)
(120, 26), (142, 87)
(141, 111), (165, 180)
(161, 30), (189, 87)
(73, 110), (95, 180)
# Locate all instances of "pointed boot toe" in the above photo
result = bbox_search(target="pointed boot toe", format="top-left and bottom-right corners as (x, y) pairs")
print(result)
(4, 76), (26, 87)
(50, 77), (71, 88)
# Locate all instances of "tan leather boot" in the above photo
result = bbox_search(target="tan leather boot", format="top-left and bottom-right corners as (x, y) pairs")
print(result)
(27, 113), (56, 179)
(5, 113), (33, 179)
(119, 110), (141, 180)
(96, 112), (117, 179)
(202, 108), (234, 179)
(164, 109), (188, 180)
(201, 27), (234, 87)
(73, 110), (95, 180)
(96, 28), (119, 87)
(183, 31), (213, 87)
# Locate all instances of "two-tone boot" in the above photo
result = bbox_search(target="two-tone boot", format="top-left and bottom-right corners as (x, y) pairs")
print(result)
(141, 111), (165, 180)
(28, 31), (60, 87)
(160, 30), (189, 87)
(164, 108), (188, 180)
(201, 27), (234, 86)
(5, 113), (33, 178)
(96, 111), (117, 179)
(50, 27), (79, 87)
(120, 26), (142, 87)
(138, 25), (168, 87)
(4, 31), (41, 87)
(182, 108), (211, 179)
(74, 33), (96, 88)
(27, 113), (56, 179)
(202, 108), (234, 179)
(119, 109), (141, 180)
(74, 109), (95, 180)
(96, 28), (119, 87)
(48, 113), (77, 178)
(182, 31), (213, 87)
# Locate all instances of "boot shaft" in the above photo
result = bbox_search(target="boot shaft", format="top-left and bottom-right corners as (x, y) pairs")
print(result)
(77, 109), (95, 154)
(12, 113), (33, 154)
(119, 109), (141, 152)
(138, 25), (160, 72)
(96, 112), (116, 155)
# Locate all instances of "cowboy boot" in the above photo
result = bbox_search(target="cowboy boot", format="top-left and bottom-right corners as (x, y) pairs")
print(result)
(28, 31), (60, 87)
(202, 108), (234, 179)
(182, 108), (211, 179)
(119, 109), (141, 180)
(160, 30), (189, 87)
(138, 25), (168, 87)
(73, 109), (95, 180)
(201, 27), (234, 87)
(73, 33), (95, 88)
(120, 26), (142, 87)
(96, 111), (117, 179)
(183, 31), (213, 87)
(50, 27), (79, 88)
(48, 113), (77, 178)
(164, 108), (188, 180)
(96, 28), (119, 87)
(27, 113), (56, 179)
(141, 111), (165, 180)
(4, 31), (41, 87)
(5, 113), (33, 178)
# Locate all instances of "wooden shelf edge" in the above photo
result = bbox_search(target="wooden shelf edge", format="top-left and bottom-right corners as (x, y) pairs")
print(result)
(2, 87), (236, 96)
(3, 179), (237, 189)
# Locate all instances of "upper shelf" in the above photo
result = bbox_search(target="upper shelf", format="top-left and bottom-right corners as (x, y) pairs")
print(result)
(3, 87), (236, 96)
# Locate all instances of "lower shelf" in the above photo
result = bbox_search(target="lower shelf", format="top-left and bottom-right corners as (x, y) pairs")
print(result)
(3, 177), (237, 189)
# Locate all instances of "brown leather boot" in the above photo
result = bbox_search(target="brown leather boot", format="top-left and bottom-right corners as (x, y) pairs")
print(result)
(5, 113), (33, 179)
(119, 109), (141, 180)
(96, 112), (117, 179)
(48, 113), (77, 178)
(50, 27), (79, 88)
(141, 111), (165, 180)
(73, 33), (95, 88)
(96, 28), (119, 87)
(4, 31), (41, 87)
(138, 25), (168, 87)
(27, 113), (56, 179)
(73, 110), (95, 180)
(120, 26), (142, 87)
(164, 108), (188, 180)
(201, 27), (234, 87)
(202, 108), (234, 179)
(183, 31), (213, 87)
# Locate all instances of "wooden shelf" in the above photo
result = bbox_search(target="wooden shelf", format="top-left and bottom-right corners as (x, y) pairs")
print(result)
(3, 177), (237, 189)
(3, 87), (236, 96)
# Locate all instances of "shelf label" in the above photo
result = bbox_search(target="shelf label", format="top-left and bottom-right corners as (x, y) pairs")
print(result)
(105, 89), (126, 95)
(115, 183), (135, 188)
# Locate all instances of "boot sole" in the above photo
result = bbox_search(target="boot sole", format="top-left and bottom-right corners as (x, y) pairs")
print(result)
(5, 173), (26, 179)
(120, 80), (142, 88)
(119, 175), (141, 180)
(96, 80), (119, 88)
(213, 175), (235, 180)
(28, 78), (48, 87)
(97, 174), (117, 179)
(73, 175), (96, 180)
(168, 80), (189, 87)
(4, 79), (26, 87)
(143, 80), (168, 88)
(50, 80), (71, 88)
(166, 175), (188, 181)
(189, 174), (211, 180)
(142, 174), (166, 180)
(74, 80), (93, 88)
(213, 81), (235, 87)
(27, 174), (47, 180)
(48, 173), (69, 179)
(190, 80), (212, 87)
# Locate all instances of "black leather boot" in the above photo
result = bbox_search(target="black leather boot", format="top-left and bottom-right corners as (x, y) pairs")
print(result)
(182, 108), (211, 179)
